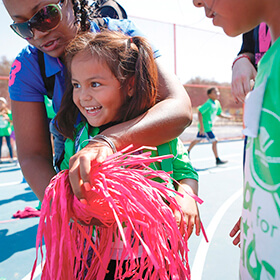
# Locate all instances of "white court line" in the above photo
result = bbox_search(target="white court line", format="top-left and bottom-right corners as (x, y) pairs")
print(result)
(21, 260), (45, 280)
(191, 188), (242, 280)
(0, 181), (22, 187)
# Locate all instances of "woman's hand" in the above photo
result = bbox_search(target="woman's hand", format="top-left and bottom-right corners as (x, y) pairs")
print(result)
(173, 179), (201, 238)
(68, 141), (114, 203)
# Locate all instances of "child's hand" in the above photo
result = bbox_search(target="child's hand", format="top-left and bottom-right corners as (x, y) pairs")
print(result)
(173, 179), (201, 239)
(231, 55), (256, 103)
(198, 130), (205, 136)
(229, 217), (241, 247)
(68, 140), (114, 202)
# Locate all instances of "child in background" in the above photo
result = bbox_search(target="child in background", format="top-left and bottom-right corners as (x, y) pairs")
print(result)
(193, 0), (280, 278)
(187, 87), (232, 165)
(0, 97), (13, 163)
(55, 30), (201, 278)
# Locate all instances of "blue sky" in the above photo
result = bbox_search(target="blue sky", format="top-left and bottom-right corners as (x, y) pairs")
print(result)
(0, 0), (242, 83)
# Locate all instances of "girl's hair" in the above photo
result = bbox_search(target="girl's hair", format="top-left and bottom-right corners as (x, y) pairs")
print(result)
(55, 31), (158, 139)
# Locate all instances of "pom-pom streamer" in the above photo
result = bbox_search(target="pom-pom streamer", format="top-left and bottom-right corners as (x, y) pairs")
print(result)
(31, 146), (203, 280)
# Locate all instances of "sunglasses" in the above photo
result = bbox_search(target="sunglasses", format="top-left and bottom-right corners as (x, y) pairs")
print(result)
(10, 2), (63, 39)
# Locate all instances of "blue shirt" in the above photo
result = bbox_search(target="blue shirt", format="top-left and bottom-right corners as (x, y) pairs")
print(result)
(8, 18), (160, 113)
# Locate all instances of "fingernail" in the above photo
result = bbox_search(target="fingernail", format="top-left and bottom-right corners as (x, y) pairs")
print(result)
(84, 182), (91, 191)
(80, 199), (88, 205)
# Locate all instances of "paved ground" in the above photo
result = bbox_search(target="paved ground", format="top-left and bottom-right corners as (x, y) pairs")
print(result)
(0, 133), (244, 280)
(180, 123), (243, 143)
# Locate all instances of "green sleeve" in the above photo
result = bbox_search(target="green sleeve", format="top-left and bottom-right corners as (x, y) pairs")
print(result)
(155, 139), (198, 182)
(198, 100), (211, 115)
(170, 138), (198, 182)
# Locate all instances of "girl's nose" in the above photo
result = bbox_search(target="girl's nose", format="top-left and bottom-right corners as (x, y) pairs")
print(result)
(80, 89), (92, 101)
(193, 0), (204, 7)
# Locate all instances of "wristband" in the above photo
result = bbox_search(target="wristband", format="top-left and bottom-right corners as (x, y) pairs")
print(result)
(232, 54), (251, 69)
(91, 134), (117, 153)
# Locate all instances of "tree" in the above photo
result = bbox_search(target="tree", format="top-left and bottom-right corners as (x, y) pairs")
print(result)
(0, 56), (12, 104)
(0, 56), (12, 76)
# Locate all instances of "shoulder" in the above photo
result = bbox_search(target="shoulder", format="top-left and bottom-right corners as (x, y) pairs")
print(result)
(215, 100), (221, 107)
(199, 99), (211, 109)
(90, 18), (160, 57)
(9, 46), (46, 102)
(103, 18), (145, 37)
(12, 45), (39, 69)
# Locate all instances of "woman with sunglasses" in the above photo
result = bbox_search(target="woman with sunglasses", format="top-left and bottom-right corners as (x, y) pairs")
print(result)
(3, 0), (192, 210)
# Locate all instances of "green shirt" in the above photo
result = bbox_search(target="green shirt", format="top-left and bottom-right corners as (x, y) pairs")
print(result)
(197, 99), (222, 132)
(44, 96), (56, 120)
(0, 110), (12, 137)
(60, 123), (198, 186)
(240, 37), (280, 279)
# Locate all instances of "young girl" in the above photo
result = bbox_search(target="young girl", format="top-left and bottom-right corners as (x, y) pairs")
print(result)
(54, 30), (201, 278)
(193, 0), (280, 278)
(3, 0), (192, 207)
(0, 97), (13, 163)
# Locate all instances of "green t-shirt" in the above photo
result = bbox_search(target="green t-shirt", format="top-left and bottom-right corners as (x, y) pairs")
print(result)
(44, 96), (56, 120)
(197, 99), (222, 132)
(60, 123), (198, 185)
(0, 110), (12, 137)
(240, 37), (280, 279)
(60, 122), (199, 258)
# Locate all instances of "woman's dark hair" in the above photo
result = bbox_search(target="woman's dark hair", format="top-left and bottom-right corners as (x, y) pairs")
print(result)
(71, 0), (93, 31)
(55, 30), (158, 140)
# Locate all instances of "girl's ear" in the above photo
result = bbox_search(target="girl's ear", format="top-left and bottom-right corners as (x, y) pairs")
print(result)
(127, 77), (135, 97)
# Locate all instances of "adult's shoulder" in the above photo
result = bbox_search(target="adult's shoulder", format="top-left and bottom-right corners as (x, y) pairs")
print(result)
(90, 18), (160, 57)
(14, 45), (39, 65)
(103, 17), (146, 37)
(9, 46), (46, 102)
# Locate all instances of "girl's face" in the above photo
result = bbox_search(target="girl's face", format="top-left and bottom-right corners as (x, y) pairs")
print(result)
(3, 0), (79, 58)
(71, 51), (124, 127)
(192, 0), (262, 37)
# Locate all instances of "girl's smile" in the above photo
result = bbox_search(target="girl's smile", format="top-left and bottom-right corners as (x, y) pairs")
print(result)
(71, 51), (125, 127)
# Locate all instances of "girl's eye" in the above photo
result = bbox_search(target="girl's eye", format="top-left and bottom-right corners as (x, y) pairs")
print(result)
(72, 82), (81, 89)
(91, 82), (101, 88)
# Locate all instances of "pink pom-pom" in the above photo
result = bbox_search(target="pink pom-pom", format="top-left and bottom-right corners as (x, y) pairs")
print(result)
(31, 146), (198, 280)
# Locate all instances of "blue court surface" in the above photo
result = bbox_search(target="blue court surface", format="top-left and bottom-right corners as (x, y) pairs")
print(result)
(0, 139), (244, 280)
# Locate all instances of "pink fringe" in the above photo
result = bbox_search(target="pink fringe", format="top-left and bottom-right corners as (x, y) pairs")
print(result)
(31, 147), (200, 280)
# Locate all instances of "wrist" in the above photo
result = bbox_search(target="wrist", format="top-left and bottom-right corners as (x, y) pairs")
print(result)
(232, 54), (252, 69)
(83, 135), (117, 153)
(92, 134), (117, 153)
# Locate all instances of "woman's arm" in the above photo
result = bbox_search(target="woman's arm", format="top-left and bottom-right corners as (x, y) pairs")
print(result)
(68, 57), (193, 200)
(12, 100), (56, 201)
(104, 57), (192, 148)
